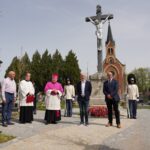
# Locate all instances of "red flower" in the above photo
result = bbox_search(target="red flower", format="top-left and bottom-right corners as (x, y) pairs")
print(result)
(89, 106), (108, 117)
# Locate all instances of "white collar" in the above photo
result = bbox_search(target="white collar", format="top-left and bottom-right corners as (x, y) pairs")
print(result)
(7, 77), (14, 81)
(108, 78), (113, 81)
(81, 80), (86, 83)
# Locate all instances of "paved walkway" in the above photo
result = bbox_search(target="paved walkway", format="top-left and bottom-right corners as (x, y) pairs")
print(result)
(0, 109), (136, 150)
(101, 109), (150, 150)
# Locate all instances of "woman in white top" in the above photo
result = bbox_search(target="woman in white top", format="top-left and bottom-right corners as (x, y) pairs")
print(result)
(127, 76), (139, 119)
(64, 78), (75, 117)
(19, 72), (35, 123)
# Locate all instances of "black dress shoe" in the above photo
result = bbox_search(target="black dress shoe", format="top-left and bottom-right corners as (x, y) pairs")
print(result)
(85, 123), (89, 126)
(79, 122), (84, 125)
(7, 122), (14, 125)
(117, 124), (121, 128)
(2, 123), (8, 127)
(45, 122), (50, 125)
(106, 123), (113, 127)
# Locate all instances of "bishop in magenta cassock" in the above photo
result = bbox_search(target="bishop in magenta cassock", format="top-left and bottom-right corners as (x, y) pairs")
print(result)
(44, 73), (63, 124)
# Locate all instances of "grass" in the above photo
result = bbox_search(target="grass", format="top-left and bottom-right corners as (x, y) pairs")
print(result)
(137, 105), (150, 109)
(119, 101), (150, 110)
(0, 133), (15, 143)
(37, 101), (46, 110)
(120, 101), (126, 109)
(37, 100), (79, 111)
(0, 112), (19, 121)
(11, 112), (19, 120)
(0, 111), (17, 143)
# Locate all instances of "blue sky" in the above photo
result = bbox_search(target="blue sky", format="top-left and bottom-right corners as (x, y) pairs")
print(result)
(0, 0), (150, 80)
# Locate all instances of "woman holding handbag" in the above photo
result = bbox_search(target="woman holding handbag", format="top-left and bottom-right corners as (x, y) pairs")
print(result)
(19, 72), (35, 123)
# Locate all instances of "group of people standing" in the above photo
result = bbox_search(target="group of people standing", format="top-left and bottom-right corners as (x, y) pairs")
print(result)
(1, 71), (35, 126)
(0, 71), (75, 126)
(0, 69), (139, 128)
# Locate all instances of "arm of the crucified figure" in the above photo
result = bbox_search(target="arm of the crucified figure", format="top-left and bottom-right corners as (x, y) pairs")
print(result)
(102, 15), (110, 24)
(88, 17), (96, 25)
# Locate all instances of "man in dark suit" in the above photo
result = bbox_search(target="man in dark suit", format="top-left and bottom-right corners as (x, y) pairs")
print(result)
(103, 71), (121, 128)
(77, 73), (92, 126)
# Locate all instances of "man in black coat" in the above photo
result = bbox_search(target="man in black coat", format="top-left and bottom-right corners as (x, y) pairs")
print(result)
(103, 71), (121, 128)
(77, 73), (92, 126)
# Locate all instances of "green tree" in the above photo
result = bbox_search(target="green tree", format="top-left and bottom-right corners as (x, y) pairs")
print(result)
(40, 49), (52, 88)
(5, 49), (82, 91)
(52, 49), (65, 84)
(20, 52), (31, 79)
(30, 51), (42, 90)
(130, 67), (150, 93)
(5, 56), (20, 83)
(64, 50), (81, 85)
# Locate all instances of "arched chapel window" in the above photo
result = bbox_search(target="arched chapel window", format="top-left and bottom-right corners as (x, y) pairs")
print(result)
(108, 48), (113, 55)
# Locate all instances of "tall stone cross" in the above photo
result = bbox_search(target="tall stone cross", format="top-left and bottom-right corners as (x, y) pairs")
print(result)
(85, 5), (113, 73)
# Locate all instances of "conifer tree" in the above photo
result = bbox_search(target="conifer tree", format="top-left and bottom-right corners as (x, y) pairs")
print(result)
(41, 49), (52, 88)
(20, 52), (31, 79)
(5, 56), (20, 83)
(30, 51), (42, 90)
(64, 50), (80, 85)
(52, 49), (65, 84)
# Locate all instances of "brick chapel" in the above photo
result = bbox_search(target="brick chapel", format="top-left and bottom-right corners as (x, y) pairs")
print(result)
(103, 22), (126, 96)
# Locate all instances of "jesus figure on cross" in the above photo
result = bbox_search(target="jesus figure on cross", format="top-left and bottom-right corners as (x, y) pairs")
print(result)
(88, 15), (110, 40)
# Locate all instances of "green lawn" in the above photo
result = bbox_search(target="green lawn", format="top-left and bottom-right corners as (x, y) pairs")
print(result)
(0, 133), (15, 143)
(37, 101), (46, 110)
(0, 112), (19, 121)
(119, 101), (150, 110)
(138, 105), (150, 109)
(0, 112), (17, 143)
(37, 100), (79, 111)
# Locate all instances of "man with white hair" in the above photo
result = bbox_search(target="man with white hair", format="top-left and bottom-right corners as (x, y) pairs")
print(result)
(1, 71), (16, 127)
(77, 72), (92, 126)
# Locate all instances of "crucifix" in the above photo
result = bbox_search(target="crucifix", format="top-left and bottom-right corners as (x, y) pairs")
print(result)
(85, 5), (113, 73)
